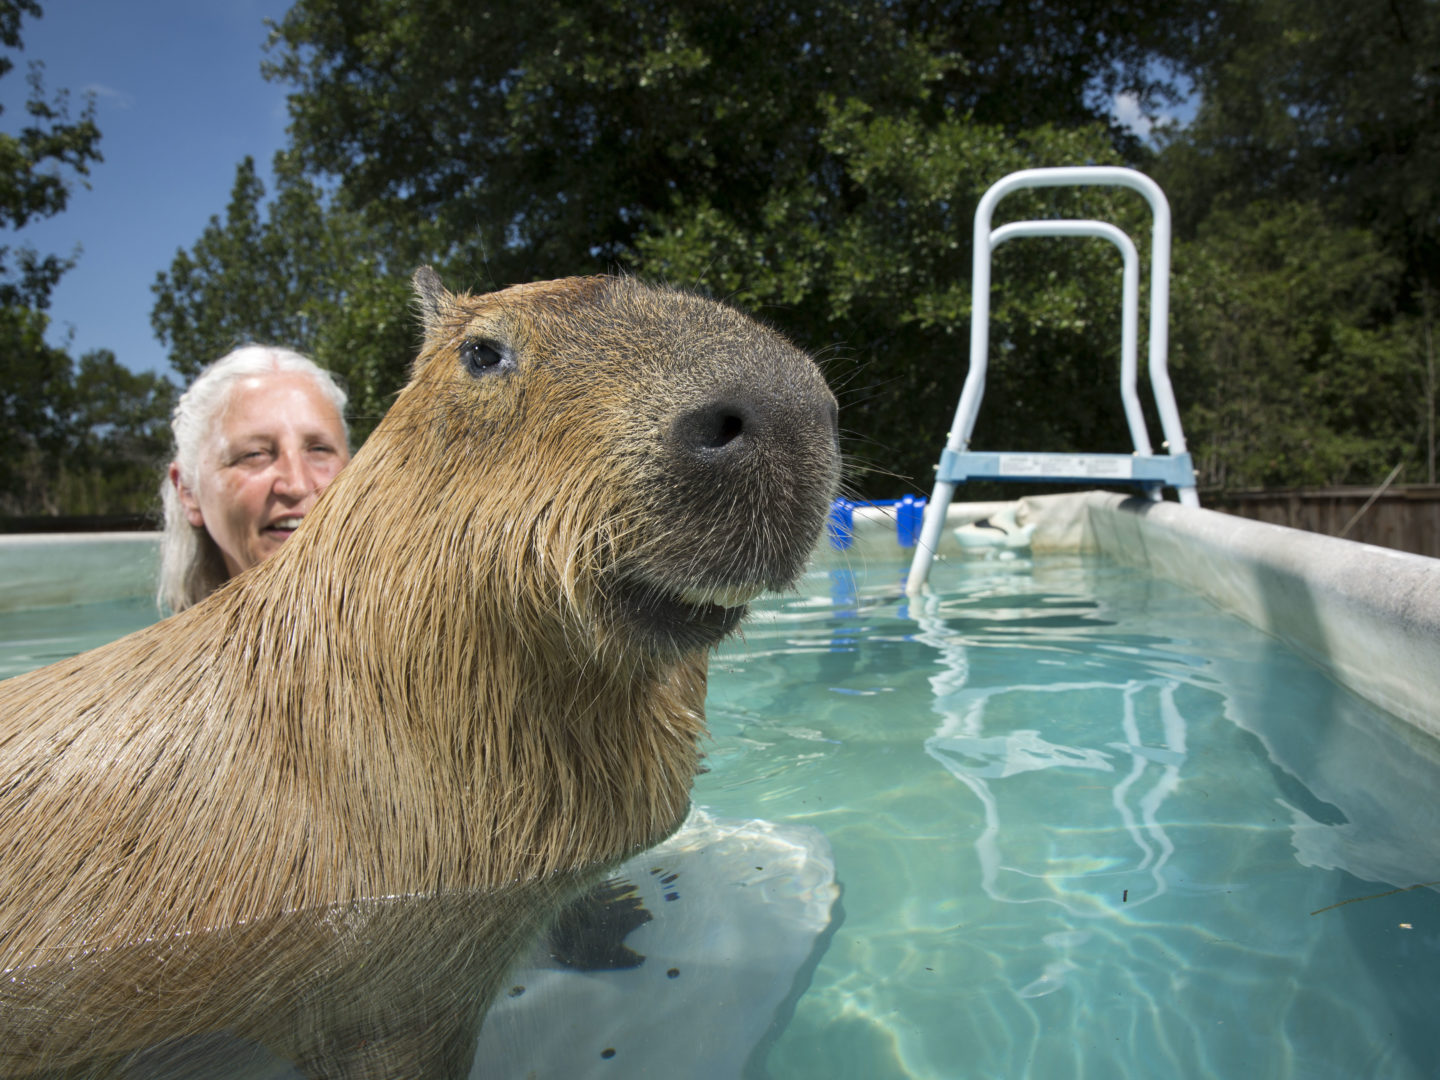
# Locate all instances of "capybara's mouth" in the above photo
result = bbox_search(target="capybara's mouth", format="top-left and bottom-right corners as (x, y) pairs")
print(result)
(608, 574), (757, 652)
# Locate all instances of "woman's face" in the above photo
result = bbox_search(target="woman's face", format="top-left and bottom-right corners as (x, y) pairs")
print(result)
(172, 372), (350, 578)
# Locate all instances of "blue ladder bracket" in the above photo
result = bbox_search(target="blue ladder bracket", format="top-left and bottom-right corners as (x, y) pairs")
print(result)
(896, 494), (925, 547)
(938, 448), (1196, 489)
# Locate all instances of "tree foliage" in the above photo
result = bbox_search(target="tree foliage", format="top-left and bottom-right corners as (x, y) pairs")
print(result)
(1170, 202), (1409, 489)
(0, 0), (175, 518)
(0, 305), (176, 518)
(266, 0), (1199, 280)
(185, 0), (1198, 493)
(151, 152), (440, 440)
(143, 0), (1438, 500)
(0, 0), (100, 314)
(39, 350), (176, 516)
(1158, 0), (1440, 484)
(1160, 0), (1440, 266)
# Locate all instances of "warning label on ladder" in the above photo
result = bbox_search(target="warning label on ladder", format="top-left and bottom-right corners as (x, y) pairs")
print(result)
(997, 454), (1135, 479)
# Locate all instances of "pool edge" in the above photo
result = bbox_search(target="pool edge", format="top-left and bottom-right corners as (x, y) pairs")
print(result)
(1070, 491), (1440, 743)
(0, 532), (161, 614)
(813, 491), (1439, 743)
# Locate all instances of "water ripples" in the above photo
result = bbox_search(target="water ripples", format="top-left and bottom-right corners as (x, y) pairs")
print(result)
(700, 554), (1440, 1079)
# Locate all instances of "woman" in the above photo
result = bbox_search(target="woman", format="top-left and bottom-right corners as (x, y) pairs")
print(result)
(158, 345), (350, 613)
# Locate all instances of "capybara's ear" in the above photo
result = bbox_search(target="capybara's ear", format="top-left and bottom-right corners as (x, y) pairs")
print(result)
(412, 266), (453, 337)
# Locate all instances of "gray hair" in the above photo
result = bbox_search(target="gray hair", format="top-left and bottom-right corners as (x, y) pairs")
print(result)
(157, 346), (349, 614)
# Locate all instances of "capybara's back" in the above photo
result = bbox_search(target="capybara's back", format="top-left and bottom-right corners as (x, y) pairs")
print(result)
(0, 271), (840, 1078)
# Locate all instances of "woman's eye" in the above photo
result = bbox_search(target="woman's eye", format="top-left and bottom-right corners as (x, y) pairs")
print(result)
(460, 338), (511, 377)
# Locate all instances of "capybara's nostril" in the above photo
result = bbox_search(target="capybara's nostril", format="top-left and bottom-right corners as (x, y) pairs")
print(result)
(671, 401), (757, 455)
(713, 411), (744, 449)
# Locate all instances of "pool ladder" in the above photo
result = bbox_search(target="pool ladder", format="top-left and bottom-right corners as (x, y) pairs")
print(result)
(905, 167), (1200, 594)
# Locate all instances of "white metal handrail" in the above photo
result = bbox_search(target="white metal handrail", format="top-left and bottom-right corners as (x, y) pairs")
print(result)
(907, 167), (1200, 596)
(990, 220), (1150, 456)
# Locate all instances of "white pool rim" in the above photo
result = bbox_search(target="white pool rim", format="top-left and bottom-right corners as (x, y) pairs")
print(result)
(818, 490), (1440, 743)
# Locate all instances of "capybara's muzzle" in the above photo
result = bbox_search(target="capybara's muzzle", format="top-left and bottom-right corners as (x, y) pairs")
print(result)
(615, 356), (841, 653)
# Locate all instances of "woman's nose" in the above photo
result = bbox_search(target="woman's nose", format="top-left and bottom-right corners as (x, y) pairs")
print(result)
(271, 450), (319, 499)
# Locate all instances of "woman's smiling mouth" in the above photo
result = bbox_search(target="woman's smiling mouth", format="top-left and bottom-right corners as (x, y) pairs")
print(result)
(264, 516), (304, 538)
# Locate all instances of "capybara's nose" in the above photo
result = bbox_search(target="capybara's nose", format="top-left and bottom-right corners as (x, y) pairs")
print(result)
(668, 386), (837, 469)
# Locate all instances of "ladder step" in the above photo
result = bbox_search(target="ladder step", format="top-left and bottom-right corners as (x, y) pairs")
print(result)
(938, 449), (1196, 488)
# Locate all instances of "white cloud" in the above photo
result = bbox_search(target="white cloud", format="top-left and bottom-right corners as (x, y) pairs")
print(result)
(1111, 91), (1153, 138)
(84, 83), (135, 110)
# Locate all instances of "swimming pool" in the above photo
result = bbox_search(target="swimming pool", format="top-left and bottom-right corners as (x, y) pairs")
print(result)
(2, 501), (1438, 1078)
(696, 550), (1440, 1079)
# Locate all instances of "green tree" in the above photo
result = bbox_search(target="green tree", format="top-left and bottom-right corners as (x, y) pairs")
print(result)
(0, 322), (176, 518)
(0, 0), (110, 515)
(1169, 201), (1409, 490)
(150, 156), (306, 377)
(1156, 0), (1440, 483)
(0, 2), (101, 237)
(0, 302), (72, 513)
(0, 2), (180, 519)
(151, 152), (440, 438)
(236, 0), (1203, 491)
(49, 349), (176, 516)
(267, 0), (1199, 269)
(1160, 0), (1440, 254)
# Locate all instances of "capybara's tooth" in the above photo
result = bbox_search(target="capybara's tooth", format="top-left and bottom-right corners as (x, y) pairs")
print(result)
(675, 583), (763, 609)
(0, 268), (840, 1072)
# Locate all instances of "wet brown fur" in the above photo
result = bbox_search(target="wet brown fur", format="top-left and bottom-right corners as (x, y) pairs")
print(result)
(0, 272), (839, 1077)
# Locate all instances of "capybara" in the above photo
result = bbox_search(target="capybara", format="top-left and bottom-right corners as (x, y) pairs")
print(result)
(0, 270), (840, 1078)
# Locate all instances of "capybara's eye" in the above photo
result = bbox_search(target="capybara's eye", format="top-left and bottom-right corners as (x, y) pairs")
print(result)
(459, 338), (511, 377)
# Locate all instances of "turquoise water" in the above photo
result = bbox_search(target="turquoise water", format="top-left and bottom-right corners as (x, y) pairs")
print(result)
(0, 594), (157, 680)
(701, 553), (1440, 1079)
(3, 554), (1439, 1078)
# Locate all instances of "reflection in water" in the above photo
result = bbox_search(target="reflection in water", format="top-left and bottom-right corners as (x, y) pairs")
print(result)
(1, 871), (576, 1077)
(923, 677), (1189, 918)
(914, 586), (1206, 1015)
(707, 557), (1432, 1080)
(476, 809), (839, 1079)
(0, 810), (837, 1079)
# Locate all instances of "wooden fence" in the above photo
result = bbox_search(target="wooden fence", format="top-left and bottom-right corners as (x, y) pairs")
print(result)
(1208, 484), (1440, 560)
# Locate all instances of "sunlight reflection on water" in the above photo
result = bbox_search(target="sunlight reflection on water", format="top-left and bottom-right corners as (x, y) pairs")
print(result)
(699, 553), (1440, 1080)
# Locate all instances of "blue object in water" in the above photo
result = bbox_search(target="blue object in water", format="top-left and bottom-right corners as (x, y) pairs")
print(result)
(896, 494), (925, 548)
(827, 496), (928, 550)
(825, 499), (855, 550)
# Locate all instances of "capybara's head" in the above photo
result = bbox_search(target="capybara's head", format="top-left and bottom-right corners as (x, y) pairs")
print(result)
(320, 270), (841, 662)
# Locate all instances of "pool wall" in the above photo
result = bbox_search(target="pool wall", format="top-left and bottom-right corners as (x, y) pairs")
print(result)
(823, 491), (1440, 742)
(1073, 492), (1440, 741)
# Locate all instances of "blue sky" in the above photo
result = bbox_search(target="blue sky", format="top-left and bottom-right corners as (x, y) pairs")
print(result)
(0, 0), (292, 377)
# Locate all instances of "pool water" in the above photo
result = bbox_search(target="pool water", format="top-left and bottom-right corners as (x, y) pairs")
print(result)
(3, 553), (1439, 1078)
(700, 552), (1440, 1079)
(0, 594), (158, 680)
